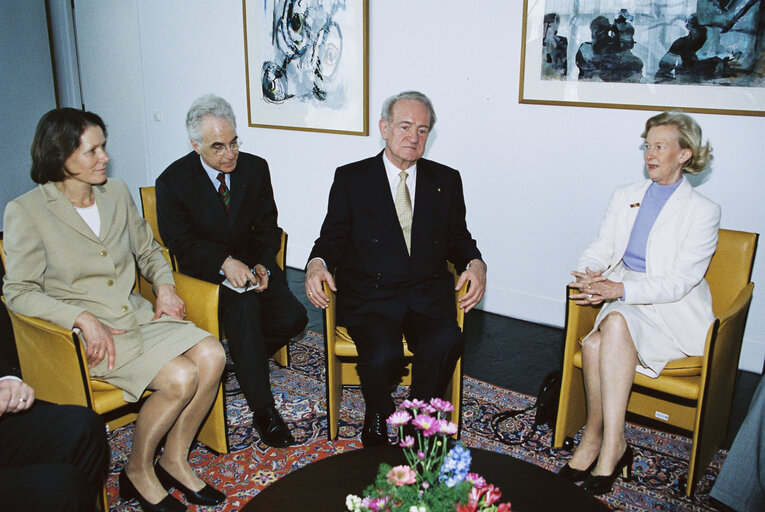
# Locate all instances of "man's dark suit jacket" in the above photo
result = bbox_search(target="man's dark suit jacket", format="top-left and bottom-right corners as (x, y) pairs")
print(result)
(156, 151), (283, 282)
(310, 151), (481, 325)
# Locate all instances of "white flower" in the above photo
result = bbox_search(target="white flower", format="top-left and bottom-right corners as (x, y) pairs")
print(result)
(346, 494), (363, 511)
(408, 506), (427, 512)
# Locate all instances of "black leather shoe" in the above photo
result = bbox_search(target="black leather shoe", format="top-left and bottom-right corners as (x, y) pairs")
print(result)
(253, 404), (295, 448)
(361, 411), (389, 447)
(155, 463), (225, 506)
(119, 468), (186, 512)
(557, 458), (598, 482)
(582, 446), (634, 495)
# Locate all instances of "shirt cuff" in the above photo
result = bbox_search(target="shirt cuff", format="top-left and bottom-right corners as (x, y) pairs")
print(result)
(0, 375), (22, 383)
(308, 257), (327, 269)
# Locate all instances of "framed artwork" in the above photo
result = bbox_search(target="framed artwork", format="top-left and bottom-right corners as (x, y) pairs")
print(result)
(243, 0), (369, 135)
(519, 0), (765, 116)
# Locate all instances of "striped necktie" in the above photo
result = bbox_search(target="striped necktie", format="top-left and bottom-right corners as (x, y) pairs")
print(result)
(217, 172), (230, 213)
(394, 170), (412, 254)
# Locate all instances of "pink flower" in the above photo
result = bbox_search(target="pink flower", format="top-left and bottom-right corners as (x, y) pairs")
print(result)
(430, 397), (454, 412)
(422, 404), (437, 414)
(417, 450), (425, 459)
(412, 414), (439, 436)
(366, 496), (389, 510)
(386, 410), (411, 427)
(456, 503), (477, 512)
(386, 465), (417, 487)
(399, 435), (415, 448)
(466, 473), (486, 489)
(435, 419), (458, 436)
(497, 503), (512, 512)
(404, 399), (427, 410)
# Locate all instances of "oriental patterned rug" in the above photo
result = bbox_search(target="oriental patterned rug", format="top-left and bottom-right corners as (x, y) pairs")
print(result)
(105, 331), (725, 512)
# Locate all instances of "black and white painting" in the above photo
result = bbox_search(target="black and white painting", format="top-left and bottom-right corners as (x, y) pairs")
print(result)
(522, 0), (765, 115)
(244, 0), (368, 134)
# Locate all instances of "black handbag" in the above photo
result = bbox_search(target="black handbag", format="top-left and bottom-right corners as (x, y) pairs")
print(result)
(490, 369), (562, 446)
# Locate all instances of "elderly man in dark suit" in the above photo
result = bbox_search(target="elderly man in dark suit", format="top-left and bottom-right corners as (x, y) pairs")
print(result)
(305, 91), (487, 447)
(0, 355), (108, 511)
(156, 94), (307, 448)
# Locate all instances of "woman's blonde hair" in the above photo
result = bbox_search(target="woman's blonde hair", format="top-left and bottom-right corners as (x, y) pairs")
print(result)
(641, 112), (713, 174)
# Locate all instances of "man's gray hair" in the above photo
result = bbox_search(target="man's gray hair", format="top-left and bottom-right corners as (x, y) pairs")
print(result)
(381, 91), (437, 129)
(186, 94), (236, 143)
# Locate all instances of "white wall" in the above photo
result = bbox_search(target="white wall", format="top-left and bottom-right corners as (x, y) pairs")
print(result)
(71, 0), (765, 373)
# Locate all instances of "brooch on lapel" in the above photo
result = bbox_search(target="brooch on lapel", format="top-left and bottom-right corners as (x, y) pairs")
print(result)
(630, 202), (640, 208)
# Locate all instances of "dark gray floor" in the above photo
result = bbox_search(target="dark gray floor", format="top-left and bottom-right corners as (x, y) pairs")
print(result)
(286, 267), (760, 450)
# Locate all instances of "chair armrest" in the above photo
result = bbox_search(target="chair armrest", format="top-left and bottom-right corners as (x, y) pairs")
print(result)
(172, 271), (220, 338)
(2, 301), (92, 407)
(322, 281), (337, 345)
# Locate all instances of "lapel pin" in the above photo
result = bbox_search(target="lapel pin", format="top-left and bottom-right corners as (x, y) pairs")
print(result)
(630, 202), (640, 208)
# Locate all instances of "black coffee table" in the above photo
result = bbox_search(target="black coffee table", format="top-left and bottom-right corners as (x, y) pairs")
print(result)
(243, 446), (610, 511)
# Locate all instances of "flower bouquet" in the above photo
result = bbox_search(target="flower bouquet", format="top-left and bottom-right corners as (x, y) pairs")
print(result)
(346, 398), (512, 512)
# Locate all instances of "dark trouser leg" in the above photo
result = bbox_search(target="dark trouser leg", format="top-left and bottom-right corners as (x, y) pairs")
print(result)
(220, 286), (275, 411)
(257, 271), (308, 356)
(0, 401), (108, 511)
(402, 312), (463, 403)
(347, 318), (407, 416)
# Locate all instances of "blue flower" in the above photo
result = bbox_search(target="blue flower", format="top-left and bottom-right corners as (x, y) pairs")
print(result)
(438, 444), (472, 487)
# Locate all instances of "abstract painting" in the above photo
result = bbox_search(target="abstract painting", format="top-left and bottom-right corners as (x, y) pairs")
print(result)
(521, 0), (765, 116)
(243, 0), (369, 134)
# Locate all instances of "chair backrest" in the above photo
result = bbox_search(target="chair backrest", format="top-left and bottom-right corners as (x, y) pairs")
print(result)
(139, 186), (164, 245)
(705, 229), (758, 317)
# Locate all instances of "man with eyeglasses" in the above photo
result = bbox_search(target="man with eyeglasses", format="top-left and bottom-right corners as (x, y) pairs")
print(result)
(156, 94), (307, 448)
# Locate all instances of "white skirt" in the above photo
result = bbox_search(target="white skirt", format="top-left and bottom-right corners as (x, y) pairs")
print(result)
(584, 269), (692, 378)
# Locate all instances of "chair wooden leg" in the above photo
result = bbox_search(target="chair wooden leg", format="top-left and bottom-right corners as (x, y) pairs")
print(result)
(326, 353), (343, 440)
(99, 484), (109, 511)
(553, 365), (586, 447)
(447, 359), (463, 439)
(196, 383), (229, 454)
(272, 345), (290, 367)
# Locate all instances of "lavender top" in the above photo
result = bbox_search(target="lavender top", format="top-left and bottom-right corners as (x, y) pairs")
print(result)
(622, 177), (683, 273)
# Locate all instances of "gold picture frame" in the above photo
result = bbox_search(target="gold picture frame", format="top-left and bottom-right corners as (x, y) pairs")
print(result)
(243, 0), (369, 135)
(519, 0), (765, 117)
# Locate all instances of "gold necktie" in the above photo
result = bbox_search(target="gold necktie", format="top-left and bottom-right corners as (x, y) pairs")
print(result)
(395, 170), (412, 254)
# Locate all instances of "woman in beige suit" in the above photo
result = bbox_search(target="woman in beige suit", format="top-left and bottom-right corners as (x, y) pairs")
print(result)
(2, 109), (226, 512)
(559, 112), (720, 495)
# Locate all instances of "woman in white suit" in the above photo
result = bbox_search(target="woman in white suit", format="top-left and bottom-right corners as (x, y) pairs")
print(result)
(558, 112), (720, 495)
(3, 109), (226, 512)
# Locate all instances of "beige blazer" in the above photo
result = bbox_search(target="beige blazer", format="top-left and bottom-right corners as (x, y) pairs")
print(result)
(2, 179), (178, 372)
(578, 178), (721, 354)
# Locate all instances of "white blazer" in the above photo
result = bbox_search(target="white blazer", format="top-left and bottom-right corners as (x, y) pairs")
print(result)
(578, 178), (721, 355)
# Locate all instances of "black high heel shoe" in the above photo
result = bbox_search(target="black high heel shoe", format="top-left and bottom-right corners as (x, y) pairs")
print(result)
(582, 446), (634, 495)
(155, 463), (225, 506)
(557, 457), (598, 482)
(119, 468), (186, 512)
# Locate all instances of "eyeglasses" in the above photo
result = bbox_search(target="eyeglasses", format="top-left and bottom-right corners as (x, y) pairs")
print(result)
(209, 137), (242, 155)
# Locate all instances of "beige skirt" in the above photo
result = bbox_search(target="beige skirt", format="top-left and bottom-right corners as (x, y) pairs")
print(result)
(90, 320), (212, 402)
(585, 269), (690, 378)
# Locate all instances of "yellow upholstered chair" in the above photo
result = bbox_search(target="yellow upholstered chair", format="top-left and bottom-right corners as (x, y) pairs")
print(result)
(1, 240), (228, 511)
(553, 228), (758, 496)
(323, 264), (468, 441)
(139, 186), (290, 367)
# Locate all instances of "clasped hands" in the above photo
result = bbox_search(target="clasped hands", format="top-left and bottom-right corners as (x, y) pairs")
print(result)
(568, 267), (624, 306)
(222, 256), (269, 292)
